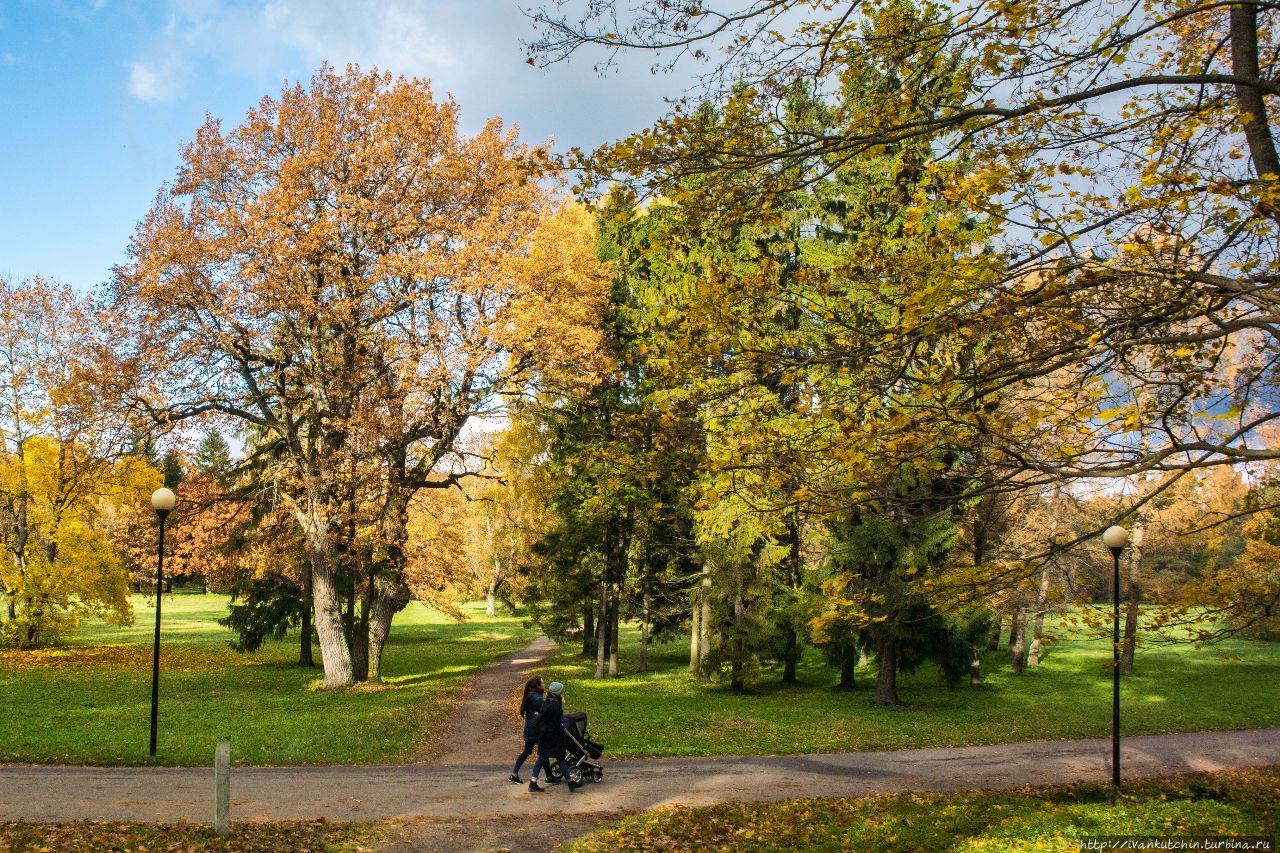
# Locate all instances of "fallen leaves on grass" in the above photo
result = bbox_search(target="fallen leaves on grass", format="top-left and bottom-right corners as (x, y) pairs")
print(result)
(0, 818), (385, 852)
(0, 645), (228, 673)
(567, 768), (1280, 852)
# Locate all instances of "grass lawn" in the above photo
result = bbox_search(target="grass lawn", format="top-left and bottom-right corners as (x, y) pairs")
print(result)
(539, 617), (1280, 758)
(569, 767), (1280, 852)
(0, 593), (536, 767)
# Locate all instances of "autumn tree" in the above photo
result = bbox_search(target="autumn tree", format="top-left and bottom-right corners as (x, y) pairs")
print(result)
(0, 277), (145, 646)
(115, 65), (609, 688)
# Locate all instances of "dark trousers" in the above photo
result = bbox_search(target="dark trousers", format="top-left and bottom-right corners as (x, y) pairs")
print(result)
(531, 746), (569, 781)
(513, 736), (537, 775)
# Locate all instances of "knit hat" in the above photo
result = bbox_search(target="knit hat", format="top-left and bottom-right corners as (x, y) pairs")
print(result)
(547, 681), (565, 696)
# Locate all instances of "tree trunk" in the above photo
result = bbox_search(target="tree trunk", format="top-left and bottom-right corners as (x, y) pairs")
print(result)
(730, 592), (745, 692)
(639, 593), (650, 674)
(782, 629), (798, 684)
(1029, 566), (1052, 667)
(1120, 591), (1139, 675)
(1009, 607), (1027, 675)
(300, 562), (314, 668)
(304, 530), (353, 689)
(970, 657), (983, 686)
(697, 573), (712, 680)
(582, 607), (595, 658)
(595, 579), (608, 679)
(345, 584), (355, 640)
(1230, 2), (1280, 183)
(858, 647), (869, 667)
(365, 494), (413, 683)
(988, 612), (1002, 650)
(781, 515), (802, 685)
(838, 643), (856, 690)
(485, 589), (496, 618)
(608, 593), (620, 677)
(367, 573), (410, 682)
(351, 572), (371, 683)
(875, 634), (899, 706)
(689, 582), (702, 674)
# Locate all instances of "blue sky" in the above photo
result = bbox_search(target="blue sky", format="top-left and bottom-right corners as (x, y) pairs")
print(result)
(0, 0), (693, 292)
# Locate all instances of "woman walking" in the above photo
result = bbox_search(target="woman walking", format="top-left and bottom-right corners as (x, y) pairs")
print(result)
(529, 681), (580, 793)
(509, 676), (544, 784)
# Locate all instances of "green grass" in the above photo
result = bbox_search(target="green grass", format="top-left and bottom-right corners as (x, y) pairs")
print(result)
(0, 593), (536, 767)
(538, 618), (1280, 758)
(568, 767), (1280, 852)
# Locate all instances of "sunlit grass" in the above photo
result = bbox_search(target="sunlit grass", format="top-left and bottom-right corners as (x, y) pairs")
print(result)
(569, 767), (1280, 852)
(536, 615), (1280, 758)
(0, 593), (536, 767)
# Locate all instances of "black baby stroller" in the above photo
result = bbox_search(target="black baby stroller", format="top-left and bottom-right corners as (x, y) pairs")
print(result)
(549, 711), (605, 784)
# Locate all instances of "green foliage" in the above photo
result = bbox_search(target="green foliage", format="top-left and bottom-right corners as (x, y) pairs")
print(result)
(568, 768), (1280, 851)
(521, 188), (705, 661)
(159, 449), (185, 490)
(193, 429), (233, 485)
(218, 574), (305, 653)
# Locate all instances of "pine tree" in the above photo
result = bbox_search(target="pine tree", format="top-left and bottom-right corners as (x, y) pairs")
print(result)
(194, 429), (233, 485)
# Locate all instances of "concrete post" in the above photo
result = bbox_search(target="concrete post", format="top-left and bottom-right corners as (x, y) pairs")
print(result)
(214, 740), (230, 835)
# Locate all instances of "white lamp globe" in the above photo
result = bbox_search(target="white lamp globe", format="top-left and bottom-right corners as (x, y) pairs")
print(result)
(151, 487), (177, 513)
(1101, 525), (1129, 550)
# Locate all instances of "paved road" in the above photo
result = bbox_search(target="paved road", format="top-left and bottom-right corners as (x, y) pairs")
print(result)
(1, 727), (1276, 822)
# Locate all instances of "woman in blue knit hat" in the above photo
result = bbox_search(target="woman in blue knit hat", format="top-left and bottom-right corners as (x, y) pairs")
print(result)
(528, 681), (580, 793)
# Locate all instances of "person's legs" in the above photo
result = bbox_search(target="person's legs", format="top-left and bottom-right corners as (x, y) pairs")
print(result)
(529, 750), (549, 790)
(511, 737), (536, 781)
(529, 753), (550, 783)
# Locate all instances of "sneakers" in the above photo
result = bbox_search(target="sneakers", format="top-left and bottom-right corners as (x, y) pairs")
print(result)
(567, 779), (582, 792)
(545, 775), (562, 785)
(528, 781), (545, 792)
(508, 773), (521, 784)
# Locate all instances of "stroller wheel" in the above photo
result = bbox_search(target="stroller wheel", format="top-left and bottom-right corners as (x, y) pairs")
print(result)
(567, 765), (585, 785)
(590, 768), (603, 783)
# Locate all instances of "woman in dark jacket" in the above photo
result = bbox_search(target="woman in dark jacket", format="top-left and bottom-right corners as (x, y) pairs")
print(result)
(509, 677), (544, 784)
(528, 681), (580, 792)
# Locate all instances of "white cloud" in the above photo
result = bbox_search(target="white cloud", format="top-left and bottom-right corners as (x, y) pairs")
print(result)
(261, 1), (461, 76)
(125, 1), (469, 105)
(121, 0), (697, 154)
(128, 60), (175, 101)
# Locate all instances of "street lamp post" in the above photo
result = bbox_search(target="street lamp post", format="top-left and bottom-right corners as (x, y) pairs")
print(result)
(1101, 524), (1130, 791)
(149, 487), (176, 757)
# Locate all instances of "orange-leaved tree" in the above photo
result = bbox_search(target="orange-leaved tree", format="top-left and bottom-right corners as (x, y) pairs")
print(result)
(114, 65), (609, 687)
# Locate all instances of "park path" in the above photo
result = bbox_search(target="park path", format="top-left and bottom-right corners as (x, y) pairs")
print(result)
(0, 728), (1277, 823)
(0, 637), (1277, 827)
(425, 635), (556, 767)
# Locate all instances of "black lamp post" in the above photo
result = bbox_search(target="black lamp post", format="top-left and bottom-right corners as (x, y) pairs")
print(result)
(1101, 524), (1129, 791)
(149, 486), (176, 757)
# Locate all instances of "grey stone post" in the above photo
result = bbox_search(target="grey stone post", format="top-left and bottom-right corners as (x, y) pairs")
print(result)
(214, 740), (231, 835)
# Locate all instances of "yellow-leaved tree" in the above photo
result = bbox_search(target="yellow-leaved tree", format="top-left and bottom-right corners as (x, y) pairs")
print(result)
(0, 277), (149, 647)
